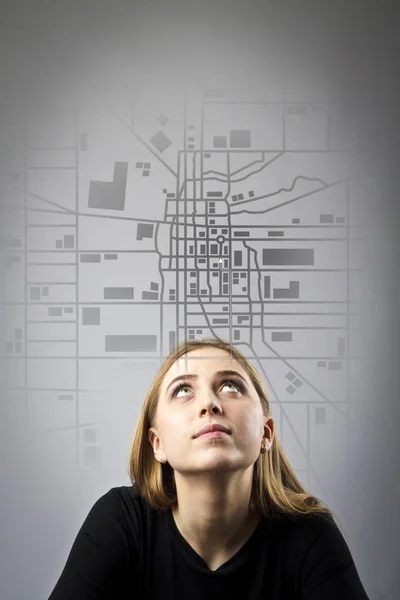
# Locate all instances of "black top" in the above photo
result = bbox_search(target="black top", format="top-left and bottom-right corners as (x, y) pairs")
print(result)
(48, 484), (370, 599)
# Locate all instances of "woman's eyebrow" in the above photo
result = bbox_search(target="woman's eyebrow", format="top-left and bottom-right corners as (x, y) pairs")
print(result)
(165, 370), (247, 394)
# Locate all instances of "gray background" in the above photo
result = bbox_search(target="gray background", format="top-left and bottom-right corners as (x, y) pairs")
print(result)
(0, 1), (399, 599)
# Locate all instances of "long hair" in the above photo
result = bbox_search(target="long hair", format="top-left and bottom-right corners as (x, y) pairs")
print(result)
(128, 338), (340, 526)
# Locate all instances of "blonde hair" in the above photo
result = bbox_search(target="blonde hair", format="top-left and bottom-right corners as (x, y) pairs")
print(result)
(128, 338), (340, 526)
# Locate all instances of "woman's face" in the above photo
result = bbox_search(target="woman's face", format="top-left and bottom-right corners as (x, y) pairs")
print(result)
(148, 347), (273, 475)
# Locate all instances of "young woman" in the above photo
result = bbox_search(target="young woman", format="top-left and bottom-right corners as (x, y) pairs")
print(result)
(49, 338), (370, 599)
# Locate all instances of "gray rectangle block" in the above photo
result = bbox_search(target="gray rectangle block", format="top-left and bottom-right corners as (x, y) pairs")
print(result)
(234, 251), (242, 266)
(80, 254), (101, 263)
(329, 361), (342, 370)
(104, 287), (134, 299)
(213, 136), (227, 148)
(142, 291), (158, 300)
(273, 288), (291, 299)
(82, 307), (100, 325)
(169, 331), (176, 353)
(237, 316), (250, 323)
(338, 338), (346, 356)
(320, 214), (334, 224)
(271, 331), (293, 342)
(64, 235), (75, 249)
(315, 407), (326, 425)
(30, 287), (41, 300)
(88, 162), (128, 211)
(264, 276), (270, 299)
(213, 318), (229, 324)
(150, 131), (172, 153)
(263, 249), (314, 266)
(289, 281), (300, 295)
(230, 129), (251, 148)
(105, 335), (157, 352)
(273, 281), (299, 299)
(48, 307), (63, 317)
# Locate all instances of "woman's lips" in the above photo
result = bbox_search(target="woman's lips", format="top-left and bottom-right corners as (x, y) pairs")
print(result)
(195, 431), (228, 439)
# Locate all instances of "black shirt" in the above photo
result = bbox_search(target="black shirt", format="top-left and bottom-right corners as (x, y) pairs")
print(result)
(48, 484), (370, 599)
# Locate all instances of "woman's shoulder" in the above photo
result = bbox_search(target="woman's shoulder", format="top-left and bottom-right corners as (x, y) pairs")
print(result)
(87, 482), (146, 527)
(106, 481), (142, 500)
(101, 481), (144, 508)
(264, 509), (341, 547)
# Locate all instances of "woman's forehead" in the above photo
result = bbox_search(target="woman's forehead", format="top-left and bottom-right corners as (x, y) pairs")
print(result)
(165, 348), (244, 378)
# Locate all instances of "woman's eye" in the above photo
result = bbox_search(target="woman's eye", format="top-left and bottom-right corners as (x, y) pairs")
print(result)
(222, 382), (240, 393)
(175, 385), (191, 397)
(173, 381), (241, 398)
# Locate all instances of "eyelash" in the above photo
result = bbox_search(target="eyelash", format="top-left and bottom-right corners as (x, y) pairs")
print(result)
(170, 379), (245, 399)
